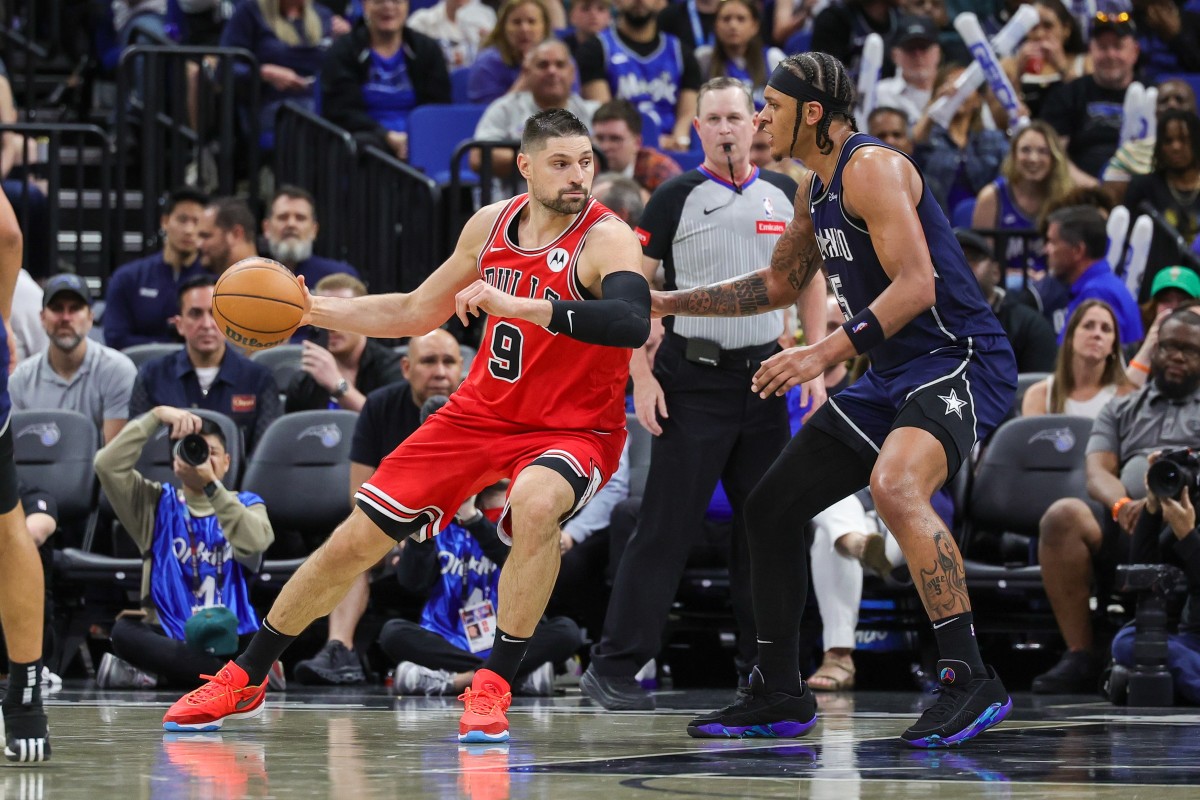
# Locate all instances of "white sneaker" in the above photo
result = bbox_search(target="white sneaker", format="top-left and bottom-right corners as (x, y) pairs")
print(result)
(95, 653), (157, 689)
(39, 667), (62, 694)
(393, 661), (456, 696)
(516, 662), (554, 697)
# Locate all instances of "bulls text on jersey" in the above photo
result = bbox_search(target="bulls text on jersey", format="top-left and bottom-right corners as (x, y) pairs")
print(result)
(482, 266), (562, 302)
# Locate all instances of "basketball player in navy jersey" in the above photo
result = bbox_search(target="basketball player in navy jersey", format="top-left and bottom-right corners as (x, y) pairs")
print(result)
(653, 52), (1018, 748)
(0, 192), (50, 762)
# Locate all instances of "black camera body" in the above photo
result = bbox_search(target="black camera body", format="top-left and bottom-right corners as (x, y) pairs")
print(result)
(172, 433), (210, 467)
(1106, 564), (1189, 707)
(1146, 448), (1200, 500)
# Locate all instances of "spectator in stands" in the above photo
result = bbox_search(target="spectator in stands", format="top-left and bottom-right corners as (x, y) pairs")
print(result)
(591, 174), (645, 227)
(1124, 110), (1200, 292)
(472, 39), (597, 176)
(1104, 76), (1196, 203)
(973, 121), (1074, 288)
(1127, 267), (1200, 388)
(900, 0), (967, 62)
(1045, 205), (1145, 345)
(749, 126), (808, 184)
(591, 99), (682, 197)
(559, 0), (611, 62)
(875, 15), (941, 128)
(467, 0), (552, 104)
(383, 487), (580, 698)
(811, 0), (899, 80)
(105, 187), (209, 351)
(9, 267), (46, 362)
(93, 405), (276, 689)
(866, 106), (913, 156)
(292, 329), (463, 685)
(262, 187), (360, 287)
(658, 0), (715, 52)
(1132, 0), (1200, 83)
(956, 229), (1059, 373)
(1002, 0), (1086, 120)
(321, 0), (450, 162)
(113, 1), (168, 46)
(173, 0), (232, 45)
(220, 0), (349, 144)
(285, 274), (403, 413)
(197, 197), (257, 274)
(1036, 307), (1200, 692)
(129, 275), (281, 452)
(578, 0), (702, 152)
(913, 64), (1009, 218)
(1041, 12), (1140, 182)
(407, 0), (497, 70)
(10, 274), (138, 444)
(693, 0), (783, 109)
(1022, 300), (1135, 417)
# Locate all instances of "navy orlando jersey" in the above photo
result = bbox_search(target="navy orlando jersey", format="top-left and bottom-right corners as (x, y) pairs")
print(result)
(808, 133), (1007, 374)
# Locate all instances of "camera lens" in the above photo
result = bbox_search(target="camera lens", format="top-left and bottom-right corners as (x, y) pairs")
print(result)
(1147, 459), (1185, 499)
(172, 433), (210, 467)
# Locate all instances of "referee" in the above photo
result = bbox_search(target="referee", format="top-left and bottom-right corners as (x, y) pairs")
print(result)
(581, 77), (828, 710)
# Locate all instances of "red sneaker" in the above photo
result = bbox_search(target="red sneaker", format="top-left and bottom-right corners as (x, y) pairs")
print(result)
(458, 669), (512, 743)
(163, 662), (268, 732)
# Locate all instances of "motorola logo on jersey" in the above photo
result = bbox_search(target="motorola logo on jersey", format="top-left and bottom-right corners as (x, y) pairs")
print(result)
(814, 227), (855, 262)
(547, 248), (569, 273)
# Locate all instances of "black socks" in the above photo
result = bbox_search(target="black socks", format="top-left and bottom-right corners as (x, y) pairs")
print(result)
(482, 628), (529, 686)
(235, 619), (296, 686)
(3, 659), (41, 708)
(932, 612), (986, 675)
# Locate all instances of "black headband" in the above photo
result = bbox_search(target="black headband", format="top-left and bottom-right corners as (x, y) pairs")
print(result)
(766, 65), (851, 116)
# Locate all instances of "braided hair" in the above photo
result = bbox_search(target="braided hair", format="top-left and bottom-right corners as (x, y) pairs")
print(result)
(778, 53), (857, 156)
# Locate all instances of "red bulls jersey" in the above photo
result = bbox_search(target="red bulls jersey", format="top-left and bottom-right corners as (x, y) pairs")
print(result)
(450, 195), (630, 432)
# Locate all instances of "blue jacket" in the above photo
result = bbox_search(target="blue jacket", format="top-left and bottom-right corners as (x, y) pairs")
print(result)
(1061, 261), (1145, 346)
(915, 124), (1009, 217)
(128, 347), (281, 452)
(104, 253), (207, 350)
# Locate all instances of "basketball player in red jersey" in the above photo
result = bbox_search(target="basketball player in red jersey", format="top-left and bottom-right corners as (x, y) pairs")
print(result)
(163, 109), (651, 743)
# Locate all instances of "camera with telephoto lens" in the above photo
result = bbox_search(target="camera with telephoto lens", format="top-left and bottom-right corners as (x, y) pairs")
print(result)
(172, 433), (210, 467)
(1146, 448), (1200, 500)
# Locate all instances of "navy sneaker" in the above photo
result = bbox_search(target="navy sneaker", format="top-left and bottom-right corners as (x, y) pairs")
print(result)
(902, 660), (1012, 748)
(687, 667), (818, 739)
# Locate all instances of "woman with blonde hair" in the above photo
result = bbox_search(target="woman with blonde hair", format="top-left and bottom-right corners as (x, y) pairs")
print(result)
(467, 0), (553, 104)
(221, 0), (349, 143)
(973, 120), (1075, 289)
(1022, 299), (1135, 418)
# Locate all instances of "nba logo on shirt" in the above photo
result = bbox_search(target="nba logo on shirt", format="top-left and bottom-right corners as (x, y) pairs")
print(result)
(762, 197), (774, 219)
(547, 248), (569, 272)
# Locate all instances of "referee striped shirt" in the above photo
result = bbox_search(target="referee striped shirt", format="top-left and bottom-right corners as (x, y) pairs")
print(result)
(635, 164), (797, 349)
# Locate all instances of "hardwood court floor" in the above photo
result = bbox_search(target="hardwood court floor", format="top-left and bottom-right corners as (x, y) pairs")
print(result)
(4, 684), (1200, 799)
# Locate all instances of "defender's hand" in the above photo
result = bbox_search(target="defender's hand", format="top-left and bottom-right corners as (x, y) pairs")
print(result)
(752, 346), (825, 399)
(455, 280), (531, 325)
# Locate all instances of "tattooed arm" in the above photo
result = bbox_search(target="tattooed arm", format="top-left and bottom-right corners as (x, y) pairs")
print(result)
(651, 177), (825, 318)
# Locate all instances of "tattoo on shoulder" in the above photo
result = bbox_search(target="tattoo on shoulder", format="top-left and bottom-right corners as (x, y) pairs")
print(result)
(771, 222), (822, 293)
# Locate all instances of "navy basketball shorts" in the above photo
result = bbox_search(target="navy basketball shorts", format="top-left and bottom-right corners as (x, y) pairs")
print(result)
(812, 334), (1017, 480)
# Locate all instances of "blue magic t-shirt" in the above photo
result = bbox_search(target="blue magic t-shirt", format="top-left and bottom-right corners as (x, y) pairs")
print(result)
(363, 47), (417, 133)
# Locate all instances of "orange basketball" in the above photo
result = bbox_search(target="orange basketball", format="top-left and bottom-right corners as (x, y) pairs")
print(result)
(212, 257), (305, 351)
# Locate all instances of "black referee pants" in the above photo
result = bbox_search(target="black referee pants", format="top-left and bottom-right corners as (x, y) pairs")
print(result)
(590, 334), (788, 678)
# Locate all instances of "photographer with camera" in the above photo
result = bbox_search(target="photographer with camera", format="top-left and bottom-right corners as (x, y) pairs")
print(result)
(1036, 307), (1200, 693)
(1109, 449), (1200, 705)
(93, 405), (276, 689)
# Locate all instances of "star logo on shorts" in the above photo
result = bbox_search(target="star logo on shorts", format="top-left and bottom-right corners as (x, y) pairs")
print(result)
(938, 388), (967, 419)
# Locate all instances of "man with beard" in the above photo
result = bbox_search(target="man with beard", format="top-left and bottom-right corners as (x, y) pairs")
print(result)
(104, 187), (209, 351)
(163, 109), (650, 743)
(262, 187), (360, 288)
(1123, 110), (1200, 299)
(577, 0), (702, 153)
(10, 273), (137, 443)
(1036, 307), (1200, 692)
(197, 197), (258, 275)
(283, 274), (404, 414)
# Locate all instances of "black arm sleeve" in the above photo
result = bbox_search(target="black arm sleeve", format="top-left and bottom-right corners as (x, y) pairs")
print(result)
(545, 271), (650, 348)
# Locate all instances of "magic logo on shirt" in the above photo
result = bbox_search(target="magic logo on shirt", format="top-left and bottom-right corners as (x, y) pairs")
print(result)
(814, 227), (855, 262)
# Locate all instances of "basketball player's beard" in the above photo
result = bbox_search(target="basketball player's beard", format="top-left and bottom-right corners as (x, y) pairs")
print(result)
(535, 186), (590, 216)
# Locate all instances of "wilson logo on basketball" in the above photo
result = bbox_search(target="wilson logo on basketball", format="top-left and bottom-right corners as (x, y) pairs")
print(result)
(757, 220), (786, 235)
(222, 326), (289, 350)
(546, 248), (569, 272)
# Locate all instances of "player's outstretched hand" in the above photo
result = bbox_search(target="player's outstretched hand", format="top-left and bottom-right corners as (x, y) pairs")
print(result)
(296, 274), (314, 327)
(455, 279), (524, 325)
(649, 290), (673, 319)
(752, 346), (825, 399)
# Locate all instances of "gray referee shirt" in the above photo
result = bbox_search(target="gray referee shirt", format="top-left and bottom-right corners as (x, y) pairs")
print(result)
(637, 164), (797, 349)
(10, 341), (138, 434)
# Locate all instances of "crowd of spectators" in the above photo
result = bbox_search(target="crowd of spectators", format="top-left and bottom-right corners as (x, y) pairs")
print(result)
(11, 0), (1200, 701)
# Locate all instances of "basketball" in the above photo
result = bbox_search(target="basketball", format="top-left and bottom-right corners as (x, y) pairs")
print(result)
(212, 257), (305, 351)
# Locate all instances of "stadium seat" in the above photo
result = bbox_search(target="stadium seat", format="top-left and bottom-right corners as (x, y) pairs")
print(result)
(951, 197), (976, 228)
(12, 410), (99, 540)
(638, 112), (660, 149)
(251, 343), (304, 393)
(241, 410), (358, 579)
(959, 415), (1097, 615)
(673, 149), (706, 172)
(408, 104), (488, 184)
(450, 68), (472, 104)
(1014, 371), (1050, 416)
(123, 342), (183, 369)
